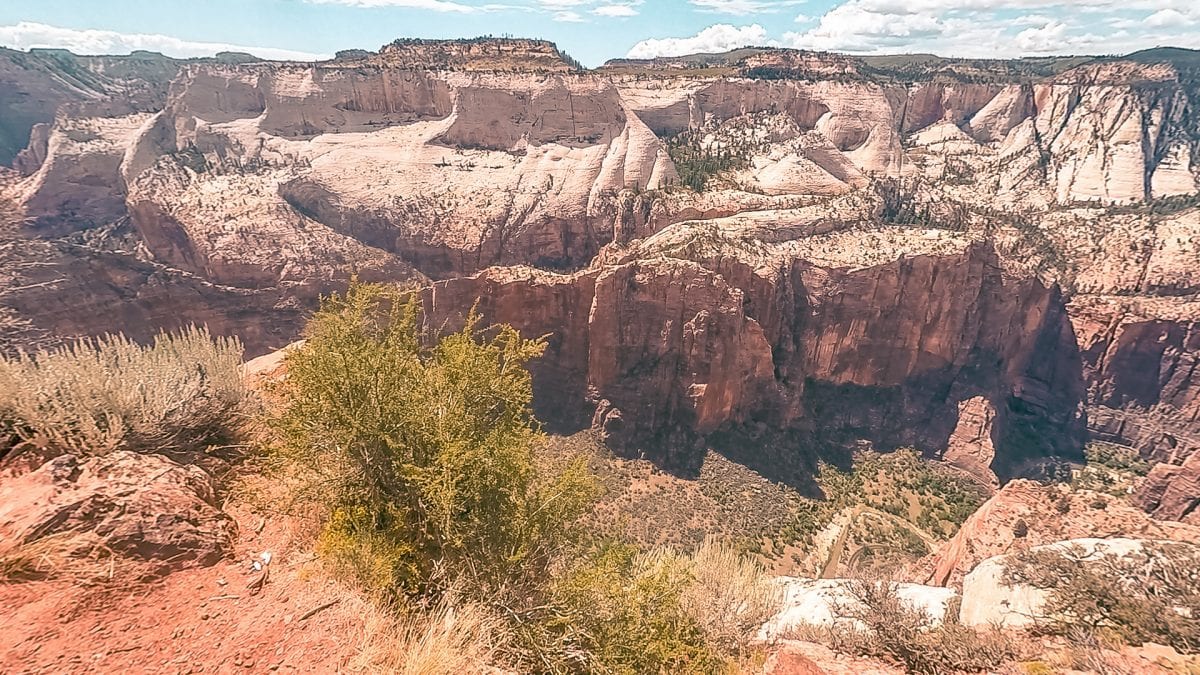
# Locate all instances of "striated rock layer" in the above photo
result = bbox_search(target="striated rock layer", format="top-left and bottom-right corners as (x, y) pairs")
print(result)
(417, 226), (1084, 477)
(1, 42), (1199, 491)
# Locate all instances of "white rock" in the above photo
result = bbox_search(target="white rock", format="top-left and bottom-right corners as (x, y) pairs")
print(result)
(759, 577), (958, 639)
(960, 537), (1180, 628)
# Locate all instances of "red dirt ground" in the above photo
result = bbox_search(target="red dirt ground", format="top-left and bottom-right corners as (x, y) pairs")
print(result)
(0, 497), (373, 674)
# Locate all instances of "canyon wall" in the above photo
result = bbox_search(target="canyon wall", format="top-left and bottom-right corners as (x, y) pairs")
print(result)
(1, 43), (1198, 490)
(416, 227), (1084, 479)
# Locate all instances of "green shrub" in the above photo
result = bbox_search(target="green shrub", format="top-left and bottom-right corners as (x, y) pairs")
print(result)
(0, 326), (244, 457)
(272, 281), (597, 598)
(548, 543), (732, 675)
(273, 283), (780, 671)
(681, 538), (783, 657)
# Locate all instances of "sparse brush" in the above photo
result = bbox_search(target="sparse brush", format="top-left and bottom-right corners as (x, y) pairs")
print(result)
(792, 579), (1021, 674)
(681, 538), (783, 657)
(351, 598), (507, 674)
(0, 532), (129, 583)
(544, 542), (731, 675)
(0, 326), (245, 457)
(1003, 541), (1200, 652)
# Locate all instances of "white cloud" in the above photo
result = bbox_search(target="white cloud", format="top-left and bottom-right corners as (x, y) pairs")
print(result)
(1144, 8), (1196, 27)
(0, 22), (327, 60)
(594, 4), (640, 17)
(782, 0), (1200, 56)
(784, 3), (954, 52)
(305, 0), (475, 10)
(626, 23), (772, 58)
(1013, 20), (1070, 52)
(689, 0), (808, 15)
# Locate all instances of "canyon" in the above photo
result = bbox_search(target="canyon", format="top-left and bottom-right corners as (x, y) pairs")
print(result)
(1, 39), (1198, 497)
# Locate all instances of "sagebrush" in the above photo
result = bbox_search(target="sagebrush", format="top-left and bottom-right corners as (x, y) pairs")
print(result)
(0, 326), (244, 457)
(791, 579), (1019, 674)
(1004, 541), (1200, 652)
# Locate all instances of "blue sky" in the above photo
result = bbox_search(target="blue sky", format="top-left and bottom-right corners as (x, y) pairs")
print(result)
(1, 0), (1197, 67)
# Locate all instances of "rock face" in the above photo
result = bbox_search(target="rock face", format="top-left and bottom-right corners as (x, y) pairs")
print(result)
(942, 397), (1000, 486)
(923, 480), (1200, 587)
(0, 48), (188, 165)
(418, 228), (1084, 476)
(1136, 455), (1200, 523)
(0, 451), (235, 571)
(1, 42), (1199, 487)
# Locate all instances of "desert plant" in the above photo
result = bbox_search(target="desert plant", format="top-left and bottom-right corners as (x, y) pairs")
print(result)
(0, 326), (244, 457)
(680, 538), (783, 657)
(805, 580), (1018, 674)
(0, 532), (128, 584)
(351, 598), (507, 674)
(271, 281), (597, 599)
(1003, 541), (1200, 652)
(545, 543), (731, 675)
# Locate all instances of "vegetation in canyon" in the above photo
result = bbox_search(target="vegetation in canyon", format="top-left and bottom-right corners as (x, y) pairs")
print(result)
(264, 281), (780, 673)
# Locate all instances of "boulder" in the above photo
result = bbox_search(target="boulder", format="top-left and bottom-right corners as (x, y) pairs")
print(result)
(759, 578), (958, 639)
(0, 451), (235, 571)
(958, 537), (1197, 628)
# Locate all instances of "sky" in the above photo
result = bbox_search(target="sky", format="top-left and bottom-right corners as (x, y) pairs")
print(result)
(0, 0), (1197, 68)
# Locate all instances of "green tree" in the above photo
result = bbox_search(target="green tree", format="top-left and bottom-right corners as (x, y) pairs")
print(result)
(272, 282), (596, 598)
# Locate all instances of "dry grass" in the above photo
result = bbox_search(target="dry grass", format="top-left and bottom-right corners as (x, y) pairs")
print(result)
(0, 326), (245, 457)
(350, 599), (507, 674)
(0, 532), (141, 584)
(682, 538), (783, 657)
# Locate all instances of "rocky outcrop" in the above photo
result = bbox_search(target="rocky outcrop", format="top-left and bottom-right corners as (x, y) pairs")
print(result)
(924, 480), (1200, 587)
(416, 227), (1084, 476)
(1063, 207), (1200, 516)
(0, 451), (235, 571)
(370, 38), (576, 72)
(942, 397), (1000, 486)
(958, 537), (1200, 628)
(1136, 454), (1200, 522)
(0, 48), (186, 165)
(760, 578), (957, 636)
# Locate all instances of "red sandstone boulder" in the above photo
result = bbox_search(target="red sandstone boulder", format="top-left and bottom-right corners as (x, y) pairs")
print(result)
(0, 451), (235, 571)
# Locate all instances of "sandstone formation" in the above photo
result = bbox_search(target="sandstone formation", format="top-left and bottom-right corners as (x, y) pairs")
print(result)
(0, 451), (235, 571)
(958, 537), (1200, 628)
(760, 578), (956, 637)
(1, 41), (1198, 492)
(924, 480), (1200, 587)
(417, 226), (1083, 475)
(0, 47), (190, 166)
